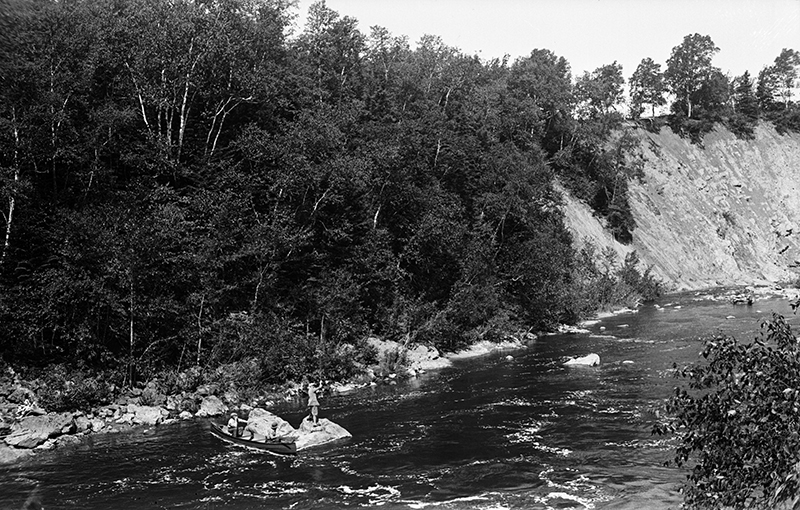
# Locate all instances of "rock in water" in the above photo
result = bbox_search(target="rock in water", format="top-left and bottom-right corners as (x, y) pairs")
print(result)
(226, 407), (351, 450)
(564, 353), (600, 367)
(243, 408), (294, 438)
(295, 417), (352, 451)
(0, 443), (33, 464)
(4, 413), (76, 449)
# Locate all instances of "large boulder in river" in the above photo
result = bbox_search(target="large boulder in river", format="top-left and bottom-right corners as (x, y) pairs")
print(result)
(564, 353), (600, 367)
(4, 412), (75, 449)
(295, 416), (351, 450)
(195, 395), (227, 417)
(243, 408), (295, 438)
(0, 443), (33, 464)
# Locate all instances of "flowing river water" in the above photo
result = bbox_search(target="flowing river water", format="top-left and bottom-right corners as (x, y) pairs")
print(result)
(2, 290), (800, 510)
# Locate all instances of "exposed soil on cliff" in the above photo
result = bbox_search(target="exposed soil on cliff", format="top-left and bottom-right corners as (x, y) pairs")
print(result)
(562, 123), (800, 291)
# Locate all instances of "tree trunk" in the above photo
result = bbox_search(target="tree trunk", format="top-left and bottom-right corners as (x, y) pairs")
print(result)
(126, 62), (152, 135)
(196, 295), (204, 366)
(373, 204), (381, 228)
(129, 277), (135, 387)
(252, 268), (264, 314)
(1, 107), (20, 267)
(177, 39), (198, 162)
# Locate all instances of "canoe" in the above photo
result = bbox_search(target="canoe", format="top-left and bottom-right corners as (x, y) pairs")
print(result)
(209, 422), (297, 456)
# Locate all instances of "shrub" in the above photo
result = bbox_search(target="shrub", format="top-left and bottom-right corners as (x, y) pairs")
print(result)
(414, 312), (470, 354)
(376, 346), (408, 378)
(655, 308), (800, 509)
(36, 366), (112, 412)
(571, 244), (662, 317)
(257, 322), (375, 384)
(617, 251), (662, 302)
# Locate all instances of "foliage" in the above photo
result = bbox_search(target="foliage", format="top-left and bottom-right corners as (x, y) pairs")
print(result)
(655, 308), (800, 509)
(375, 345), (408, 378)
(757, 49), (800, 114)
(575, 61), (625, 117)
(727, 71), (759, 139)
(35, 365), (112, 412)
(1, 3), (796, 393)
(571, 244), (662, 314)
(665, 33), (720, 120)
(630, 58), (666, 119)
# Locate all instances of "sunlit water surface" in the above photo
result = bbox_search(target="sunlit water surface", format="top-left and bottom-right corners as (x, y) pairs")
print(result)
(2, 290), (799, 509)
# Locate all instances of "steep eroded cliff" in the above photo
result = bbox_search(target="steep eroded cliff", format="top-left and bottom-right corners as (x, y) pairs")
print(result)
(562, 123), (800, 291)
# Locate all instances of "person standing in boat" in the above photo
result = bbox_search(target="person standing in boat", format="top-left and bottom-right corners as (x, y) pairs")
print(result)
(227, 412), (246, 437)
(307, 381), (320, 425)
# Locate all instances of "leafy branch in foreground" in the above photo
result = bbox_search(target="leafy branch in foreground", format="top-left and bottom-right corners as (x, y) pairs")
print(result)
(655, 305), (800, 509)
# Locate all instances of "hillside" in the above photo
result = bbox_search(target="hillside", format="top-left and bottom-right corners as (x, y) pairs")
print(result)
(561, 123), (800, 291)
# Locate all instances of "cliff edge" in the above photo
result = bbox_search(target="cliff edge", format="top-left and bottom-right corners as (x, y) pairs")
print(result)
(561, 123), (800, 291)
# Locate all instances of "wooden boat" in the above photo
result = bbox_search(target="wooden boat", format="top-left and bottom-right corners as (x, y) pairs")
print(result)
(209, 422), (297, 456)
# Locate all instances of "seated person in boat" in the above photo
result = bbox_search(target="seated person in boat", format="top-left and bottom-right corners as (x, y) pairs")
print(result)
(267, 422), (279, 440)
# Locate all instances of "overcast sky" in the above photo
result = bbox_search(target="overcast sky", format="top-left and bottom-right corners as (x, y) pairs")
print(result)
(293, 0), (800, 81)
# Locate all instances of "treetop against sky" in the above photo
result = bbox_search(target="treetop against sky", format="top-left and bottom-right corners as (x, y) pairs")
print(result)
(295, 0), (800, 80)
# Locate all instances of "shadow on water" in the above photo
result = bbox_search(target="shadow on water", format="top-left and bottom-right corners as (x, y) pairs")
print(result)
(1, 291), (798, 509)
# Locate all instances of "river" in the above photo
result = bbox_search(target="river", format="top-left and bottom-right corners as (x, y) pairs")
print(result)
(2, 290), (799, 509)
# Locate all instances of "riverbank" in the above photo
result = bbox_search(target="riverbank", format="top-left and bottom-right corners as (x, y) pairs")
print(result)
(0, 329), (540, 465)
(4, 283), (798, 465)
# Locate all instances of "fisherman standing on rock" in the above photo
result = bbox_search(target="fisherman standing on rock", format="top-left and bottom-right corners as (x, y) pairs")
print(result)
(307, 381), (320, 426)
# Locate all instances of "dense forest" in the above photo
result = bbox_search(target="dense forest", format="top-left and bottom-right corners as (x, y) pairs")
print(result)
(0, 0), (798, 392)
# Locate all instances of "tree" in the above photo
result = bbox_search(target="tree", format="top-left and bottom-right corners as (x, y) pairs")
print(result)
(508, 49), (573, 135)
(293, 0), (366, 105)
(665, 34), (720, 119)
(575, 61), (625, 119)
(656, 310), (800, 509)
(772, 48), (800, 108)
(694, 69), (730, 119)
(731, 71), (758, 117)
(629, 57), (666, 119)
(362, 25), (410, 119)
(757, 48), (800, 112)
(728, 71), (759, 138)
(197, 0), (290, 160)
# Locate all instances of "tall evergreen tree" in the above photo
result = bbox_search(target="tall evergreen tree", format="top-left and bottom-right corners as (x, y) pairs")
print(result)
(731, 71), (758, 118)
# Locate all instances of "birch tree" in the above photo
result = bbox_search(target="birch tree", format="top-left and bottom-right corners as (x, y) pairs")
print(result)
(665, 33), (720, 119)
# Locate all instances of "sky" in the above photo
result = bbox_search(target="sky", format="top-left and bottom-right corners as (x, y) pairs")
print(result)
(293, 0), (800, 81)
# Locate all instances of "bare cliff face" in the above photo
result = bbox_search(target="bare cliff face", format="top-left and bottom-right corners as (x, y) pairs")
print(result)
(561, 123), (800, 292)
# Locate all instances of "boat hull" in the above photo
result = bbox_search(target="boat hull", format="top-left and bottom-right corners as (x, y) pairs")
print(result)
(210, 422), (297, 456)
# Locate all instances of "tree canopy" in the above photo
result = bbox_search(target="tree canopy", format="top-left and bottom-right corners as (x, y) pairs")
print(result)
(0, 2), (796, 391)
(665, 33), (720, 120)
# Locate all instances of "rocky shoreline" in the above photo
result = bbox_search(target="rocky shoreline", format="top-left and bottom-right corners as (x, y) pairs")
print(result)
(5, 284), (794, 466)
(0, 333), (536, 465)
